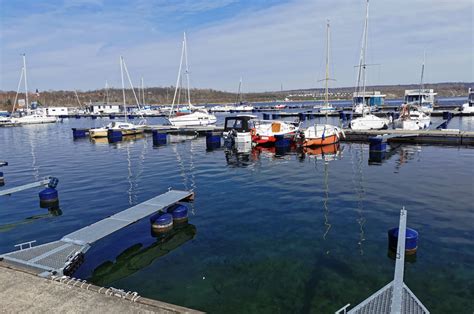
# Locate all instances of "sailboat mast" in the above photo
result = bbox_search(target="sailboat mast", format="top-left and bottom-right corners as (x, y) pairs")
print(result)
(141, 77), (145, 106)
(418, 51), (425, 107)
(23, 54), (29, 110)
(325, 20), (330, 106)
(13, 66), (24, 113)
(183, 32), (191, 106)
(170, 37), (185, 119)
(105, 80), (109, 106)
(120, 56), (127, 122)
(361, 0), (370, 110)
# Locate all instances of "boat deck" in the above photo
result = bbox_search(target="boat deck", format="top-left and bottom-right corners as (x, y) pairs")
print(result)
(0, 189), (194, 277)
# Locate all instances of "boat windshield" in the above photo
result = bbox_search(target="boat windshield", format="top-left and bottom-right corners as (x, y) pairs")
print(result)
(224, 117), (254, 132)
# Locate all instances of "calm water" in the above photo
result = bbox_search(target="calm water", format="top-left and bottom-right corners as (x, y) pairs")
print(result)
(0, 115), (473, 313)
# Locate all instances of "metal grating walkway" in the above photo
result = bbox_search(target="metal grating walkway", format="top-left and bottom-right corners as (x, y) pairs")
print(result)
(337, 208), (430, 314)
(0, 189), (193, 277)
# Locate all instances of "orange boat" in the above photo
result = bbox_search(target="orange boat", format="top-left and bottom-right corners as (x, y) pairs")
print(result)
(300, 124), (344, 147)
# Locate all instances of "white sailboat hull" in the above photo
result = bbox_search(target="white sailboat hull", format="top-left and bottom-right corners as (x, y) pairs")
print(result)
(167, 111), (217, 127)
(350, 114), (388, 130)
(11, 115), (58, 124)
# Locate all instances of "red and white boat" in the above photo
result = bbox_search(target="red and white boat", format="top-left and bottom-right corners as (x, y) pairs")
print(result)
(299, 124), (345, 147)
(274, 104), (286, 110)
(251, 120), (299, 145)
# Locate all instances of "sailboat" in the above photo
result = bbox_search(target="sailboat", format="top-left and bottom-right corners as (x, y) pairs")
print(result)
(349, 1), (389, 130)
(394, 53), (431, 130)
(234, 78), (254, 112)
(166, 33), (216, 127)
(10, 54), (58, 125)
(89, 57), (145, 138)
(300, 20), (344, 147)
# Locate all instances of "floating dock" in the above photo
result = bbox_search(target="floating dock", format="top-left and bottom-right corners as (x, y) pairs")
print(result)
(0, 189), (194, 277)
(342, 129), (474, 146)
(0, 177), (52, 196)
(337, 208), (429, 314)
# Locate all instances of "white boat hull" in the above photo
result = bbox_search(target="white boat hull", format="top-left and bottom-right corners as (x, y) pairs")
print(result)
(11, 115), (58, 124)
(168, 111), (217, 127)
(350, 114), (388, 130)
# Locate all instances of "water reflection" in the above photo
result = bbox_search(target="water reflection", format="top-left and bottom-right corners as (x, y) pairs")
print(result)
(89, 224), (196, 286)
(350, 144), (366, 255)
(0, 207), (62, 233)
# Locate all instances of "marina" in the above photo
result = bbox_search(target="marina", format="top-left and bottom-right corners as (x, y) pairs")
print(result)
(1, 0), (473, 312)
(0, 117), (473, 313)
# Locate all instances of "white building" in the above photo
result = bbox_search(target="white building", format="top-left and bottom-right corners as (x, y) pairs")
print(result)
(88, 103), (122, 114)
(46, 107), (69, 116)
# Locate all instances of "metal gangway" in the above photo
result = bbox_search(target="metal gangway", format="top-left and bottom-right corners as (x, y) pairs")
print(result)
(336, 208), (429, 314)
(0, 177), (53, 196)
(0, 189), (194, 277)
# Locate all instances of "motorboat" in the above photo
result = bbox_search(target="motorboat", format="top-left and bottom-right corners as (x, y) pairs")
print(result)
(274, 104), (286, 110)
(223, 115), (256, 144)
(89, 121), (145, 138)
(234, 103), (254, 112)
(0, 116), (13, 126)
(461, 88), (474, 114)
(252, 120), (299, 145)
(350, 114), (389, 130)
(210, 104), (235, 112)
(167, 109), (216, 126)
(299, 124), (344, 147)
(394, 104), (430, 130)
(404, 89), (436, 113)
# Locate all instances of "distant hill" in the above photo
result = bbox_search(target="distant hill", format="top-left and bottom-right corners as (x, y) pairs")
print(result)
(0, 82), (472, 110)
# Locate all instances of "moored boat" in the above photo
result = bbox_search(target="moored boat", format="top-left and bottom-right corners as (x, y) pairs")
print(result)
(300, 124), (344, 147)
(461, 88), (474, 113)
(89, 122), (144, 138)
(252, 120), (299, 145)
(394, 104), (430, 130)
(223, 115), (256, 144)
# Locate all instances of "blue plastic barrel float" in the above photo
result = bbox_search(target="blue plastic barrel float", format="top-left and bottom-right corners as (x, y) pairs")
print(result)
(152, 130), (167, 145)
(339, 111), (346, 121)
(39, 187), (59, 208)
(72, 128), (87, 139)
(127, 115), (135, 119)
(107, 129), (123, 142)
(206, 131), (221, 150)
(388, 227), (419, 255)
(167, 204), (189, 225)
(150, 213), (174, 234)
(274, 134), (291, 148)
(263, 113), (270, 120)
(75, 114), (81, 119)
(109, 114), (115, 119)
(0, 171), (4, 186)
(368, 137), (387, 152)
(91, 115), (97, 119)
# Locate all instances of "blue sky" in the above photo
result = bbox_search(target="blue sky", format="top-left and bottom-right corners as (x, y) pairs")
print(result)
(0, 0), (472, 92)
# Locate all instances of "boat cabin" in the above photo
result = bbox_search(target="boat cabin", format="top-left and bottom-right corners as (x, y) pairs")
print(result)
(404, 89), (436, 105)
(224, 115), (256, 132)
(87, 102), (122, 114)
(46, 107), (69, 116)
(352, 91), (385, 107)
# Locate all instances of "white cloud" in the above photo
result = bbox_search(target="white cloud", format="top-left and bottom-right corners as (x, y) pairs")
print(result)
(0, 0), (472, 92)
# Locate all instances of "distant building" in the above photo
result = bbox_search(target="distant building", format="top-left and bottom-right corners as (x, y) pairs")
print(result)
(87, 102), (122, 114)
(353, 91), (385, 107)
(46, 107), (69, 116)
